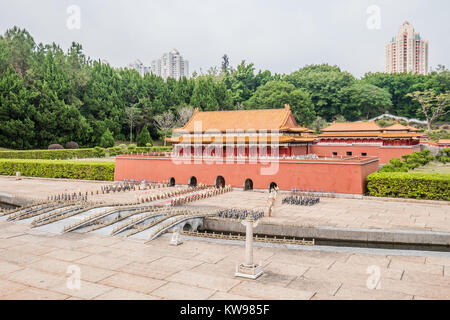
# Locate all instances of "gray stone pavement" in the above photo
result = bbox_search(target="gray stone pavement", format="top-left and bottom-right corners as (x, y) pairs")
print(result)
(0, 176), (182, 206)
(187, 191), (450, 233)
(1, 176), (450, 300)
(1, 219), (450, 300)
(1, 176), (449, 233)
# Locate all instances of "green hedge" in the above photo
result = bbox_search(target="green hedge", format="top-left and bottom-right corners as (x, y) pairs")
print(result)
(0, 146), (172, 160)
(0, 159), (115, 181)
(367, 172), (450, 201)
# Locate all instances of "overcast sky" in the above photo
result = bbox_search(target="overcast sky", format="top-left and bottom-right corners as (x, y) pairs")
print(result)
(1, 0), (449, 78)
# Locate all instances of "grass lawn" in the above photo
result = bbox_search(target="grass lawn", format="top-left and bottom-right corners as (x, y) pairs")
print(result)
(412, 161), (450, 174)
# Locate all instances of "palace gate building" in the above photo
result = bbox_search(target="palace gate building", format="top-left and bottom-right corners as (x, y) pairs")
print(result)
(114, 105), (405, 195)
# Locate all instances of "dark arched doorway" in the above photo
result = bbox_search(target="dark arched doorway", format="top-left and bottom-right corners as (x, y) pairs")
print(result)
(215, 176), (225, 188)
(169, 177), (175, 186)
(189, 176), (197, 187)
(183, 223), (192, 231)
(269, 182), (278, 191)
(244, 179), (253, 191)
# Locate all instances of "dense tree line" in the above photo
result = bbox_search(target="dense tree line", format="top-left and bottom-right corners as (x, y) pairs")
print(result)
(0, 27), (449, 150)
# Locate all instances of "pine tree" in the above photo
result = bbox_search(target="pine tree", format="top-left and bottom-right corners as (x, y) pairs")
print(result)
(136, 125), (153, 147)
(99, 128), (115, 148)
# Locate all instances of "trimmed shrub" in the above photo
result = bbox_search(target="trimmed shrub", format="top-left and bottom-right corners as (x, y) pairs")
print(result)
(0, 159), (115, 181)
(127, 144), (137, 153)
(379, 150), (435, 173)
(109, 146), (123, 156)
(367, 172), (449, 201)
(99, 129), (115, 148)
(48, 144), (64, 150)
(93, 146), (105, 158)
(0, 146), (172, 160)
(0, 149), (97, 160)
(65, 141), (79, 149)
(437, 148), (450, 164)
(136, 125), (153, 147)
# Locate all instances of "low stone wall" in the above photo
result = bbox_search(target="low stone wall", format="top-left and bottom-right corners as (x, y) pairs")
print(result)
(0, 192), (30, 207)
(203, 218), (450, 246)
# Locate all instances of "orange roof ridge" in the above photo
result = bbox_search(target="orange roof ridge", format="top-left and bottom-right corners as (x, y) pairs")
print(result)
(173, 107), (296, 133)
(321, 121), (382, 132)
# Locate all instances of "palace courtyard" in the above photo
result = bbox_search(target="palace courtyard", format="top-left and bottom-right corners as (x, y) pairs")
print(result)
(0, 176), (449, 300)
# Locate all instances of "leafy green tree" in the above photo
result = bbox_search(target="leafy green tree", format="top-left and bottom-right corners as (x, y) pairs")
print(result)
(190, 76), (219, 110)
(136, 124), (153, 147)
(99, 128), (115, 148)
(224, 61), (257, 105)
(407, 90), (450, 131)
(82, 61), (125, 143)
(362, 72), (427, 118)
(0, 68), (35, 149)
(244, 81), (316, 126)
(339, 82), (392, 121)
(1, 26), (35, 77)
(221, 54), (230, 73)
(284, 64), (355, 121)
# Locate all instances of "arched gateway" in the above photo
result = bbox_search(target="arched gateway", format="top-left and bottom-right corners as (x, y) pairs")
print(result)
(215, 176), (225, 188)
(189, 176), (197, 187)
(244, 179), (253, 191)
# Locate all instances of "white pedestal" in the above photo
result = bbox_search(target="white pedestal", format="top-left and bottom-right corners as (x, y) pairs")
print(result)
(170, 231), (183, 246)
(235, 263), (263, 280)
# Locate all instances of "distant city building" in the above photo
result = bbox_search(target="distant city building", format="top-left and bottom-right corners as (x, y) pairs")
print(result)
(385, 21), (429, 75)
(151, 49), (189, 80)
(128, 59), (150, 76)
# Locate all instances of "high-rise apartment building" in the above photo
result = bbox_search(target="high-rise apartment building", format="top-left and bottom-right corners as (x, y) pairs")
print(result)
(385, 21), (429, 75)
(128, 59), (150, 76)
(151, 49), (189, 80)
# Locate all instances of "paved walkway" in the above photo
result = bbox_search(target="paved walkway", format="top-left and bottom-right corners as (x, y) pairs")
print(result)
(0, 176), (181, 205)
(188, 191), (450, 233)
(0, 220), (449, 300)
(2, 176), (449, 232)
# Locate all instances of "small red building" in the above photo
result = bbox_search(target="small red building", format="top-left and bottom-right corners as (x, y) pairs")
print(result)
(311, 120), (422, 164)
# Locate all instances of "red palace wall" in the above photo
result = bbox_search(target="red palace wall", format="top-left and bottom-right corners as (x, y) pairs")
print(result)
(114, 155), (379, 195)
(310, 145), (421, 164)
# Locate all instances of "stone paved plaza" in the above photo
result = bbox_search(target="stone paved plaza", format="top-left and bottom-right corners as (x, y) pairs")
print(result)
(1, 176), (450, 300)
(188, 191), (450, 233)
(0, 219), (450, 300)
(1, 176), (449, 233)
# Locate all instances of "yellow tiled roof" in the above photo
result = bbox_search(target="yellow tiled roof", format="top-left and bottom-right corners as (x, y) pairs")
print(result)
(384, 121), (419, 132)
(321, 121), (382, 132)
(319, 132), (382, 137)
(381, 133), (422, 138)
(319, 132), (422, 138)
(173, 105), (299, 133)
(166, 135), (316, 144)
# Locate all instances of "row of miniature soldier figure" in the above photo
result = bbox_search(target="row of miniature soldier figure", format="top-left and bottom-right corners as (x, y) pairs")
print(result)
(48, 192), (88, 202)
(282, 195), (320, 206)
(217, 208), (265, 220)
(171, 185), (232, 207)
(101, 181), (170, 194)
(137, 184), (211, 204)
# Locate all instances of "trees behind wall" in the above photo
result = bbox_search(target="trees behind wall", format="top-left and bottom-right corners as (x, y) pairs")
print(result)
(0, 26), (449, 150)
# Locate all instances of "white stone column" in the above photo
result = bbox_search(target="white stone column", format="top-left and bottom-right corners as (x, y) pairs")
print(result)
(235, 215), (263, 279)
(245, 217), (254, 266)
